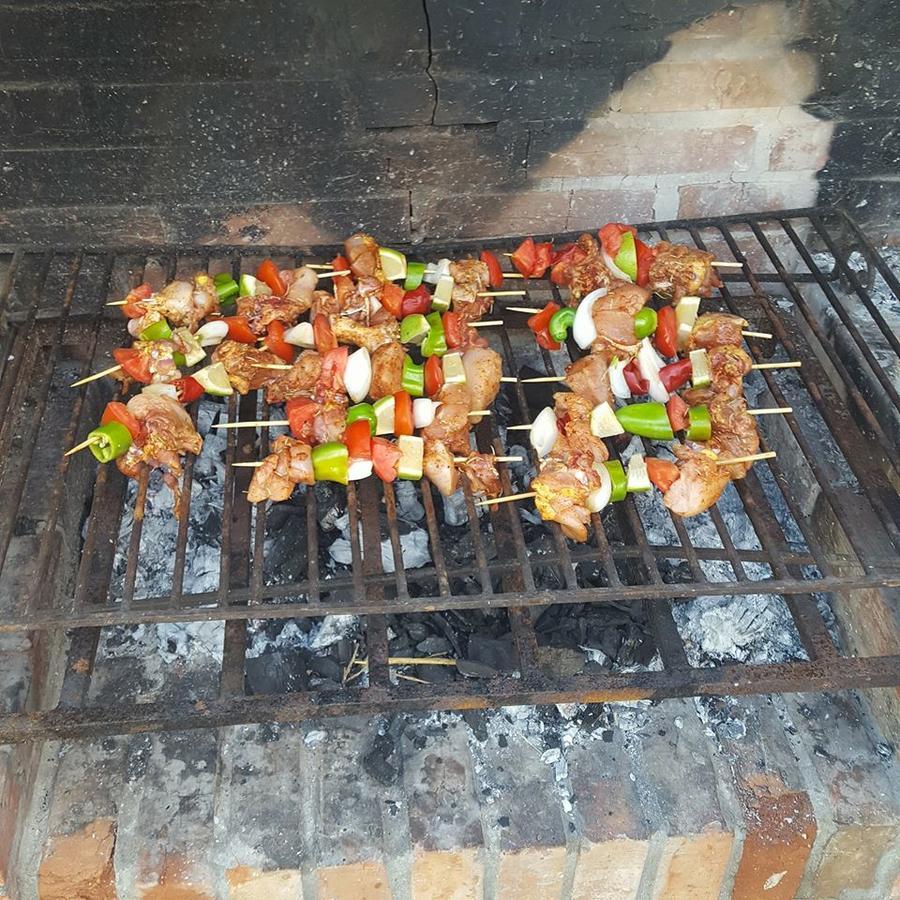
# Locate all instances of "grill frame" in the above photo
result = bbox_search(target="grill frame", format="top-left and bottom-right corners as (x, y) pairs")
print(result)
(0, 206), (898, 743)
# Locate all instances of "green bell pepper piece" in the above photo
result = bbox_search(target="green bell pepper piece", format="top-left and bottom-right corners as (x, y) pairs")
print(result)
(633, 307), (658, 340)
(421, 312), (448, 358)
(88, 421), (132, 463)
(603, 459), (628, 502)
(685, 404), (712, 442)
(347, 403), (377, 435)
(139, 319), (172, 342)
(404, 261), (426, 291)
(400, 313), (430, 345)
(548, 307), (575, 342)
(401, 356), (425, 397)
(311, 441), (349, 485)
(615, 402), (674, 441)
(172, 351), (187, 368)
(215, 277), (239, 303)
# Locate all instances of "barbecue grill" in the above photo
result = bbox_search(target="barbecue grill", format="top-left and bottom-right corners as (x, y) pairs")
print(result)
(0, 206), (898, 744)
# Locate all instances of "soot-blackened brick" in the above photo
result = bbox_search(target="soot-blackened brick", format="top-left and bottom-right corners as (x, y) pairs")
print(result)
(425, 0), (530, 55)
(823, 117), (900, 177)
(1, 85), (85, 140)
(357, 73), (436, 128)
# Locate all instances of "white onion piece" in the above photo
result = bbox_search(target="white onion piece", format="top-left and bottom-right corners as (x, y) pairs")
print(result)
(530, 406), (558, 457)
(586, 462), (613, 513)
(572, 287), (607, 349)
(195, 320), (229, 347)
(283, 321), (315, 348)
(141, 383), (179, 400)
(608, 357), (632, 400)
(601, 248), (632, 283)
(413, 398), (437, 429)
(344, 347), (372, 403)
(127, 318), (144, 338)
(348, 459), (374, 481)
(638, 339), (668, 402)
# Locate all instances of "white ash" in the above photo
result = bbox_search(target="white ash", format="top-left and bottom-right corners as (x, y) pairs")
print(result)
(97, 620), (223, 665)
(326, 511), (431, 572)
(245, 614), (361, 659)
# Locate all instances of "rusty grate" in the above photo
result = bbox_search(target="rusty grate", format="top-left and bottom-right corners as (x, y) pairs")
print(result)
(0, 206), (898, 743)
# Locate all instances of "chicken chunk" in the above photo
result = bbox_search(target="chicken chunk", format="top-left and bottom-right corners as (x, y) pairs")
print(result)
(212, 340), (283, 395)
(662, 443), (731, 517)
(532, 459), (597, 542)
(422, 384), (471, 454)
(153, 274), (220, 331)
(331, 316), (400, 353)
(247, 436), (314, 503)
(708, 345), (753, 389)
(344, 233), (383, 281)
(458, 453), (502, 498)
(462, 346), (502, 423)
(369, 341), (405, 400)
(562, 234), (611, 305)
(597, 280), (652, 316)
(687, 313), (748, 350)
(423, 439), (459, 497)
(450, 259), (492, 323)
(591, 307), (641, 355)
(564, 351), (611, 407)
(282, 267), (318, 310)
(310, 289), (342, 320)
(264, 350), (322, 405)
(550, 391), (609, 471)
(237, 292), (308, 335)
(648, 242), (722, 302)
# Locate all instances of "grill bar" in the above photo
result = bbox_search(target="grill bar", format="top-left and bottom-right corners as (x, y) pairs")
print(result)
(0, 207), (898, 740)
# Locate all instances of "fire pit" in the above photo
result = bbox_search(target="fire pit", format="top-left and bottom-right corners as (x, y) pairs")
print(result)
(0, 206), (898, 742)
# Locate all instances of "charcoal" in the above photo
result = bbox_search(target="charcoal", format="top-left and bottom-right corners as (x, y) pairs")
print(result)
(416, 635), (451, 655)
(405, 621), (430, 643)
(455, 659), (497, 678)
(245, 649), (310, 695)
(539, 646), (586, 678)
(467, 635), (516, 672)
(308, 655), (342, 682)
(334, 638), (354, 665)
(415, 663), (455, 683)
(362, 734), (399, 785)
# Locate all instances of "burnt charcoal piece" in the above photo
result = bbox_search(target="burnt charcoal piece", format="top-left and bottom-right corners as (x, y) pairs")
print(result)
(245, 649), (310, 695)
(416, 635), (451, 655)
(308, 655), (342, 682)
(456, 659), (498, 679)
(467, 635), (516, 672)
(362, 733), (399, 785)
(415, 663), (455, 684)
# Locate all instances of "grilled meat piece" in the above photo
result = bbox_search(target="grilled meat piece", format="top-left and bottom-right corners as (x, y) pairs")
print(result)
(461, 347), (502, 423)
(550, 391), (609, 470)
(450, 259), (492, 323)
(423, 439), (459, 497)
(313, 396), (348, 444)
(331, 315), (399, 353)
(562, 235), (611, 306)
(212, 340), (283, 394)
(116, 394), (202, 491)
(344, 233), (383, 281)
(282, 266), (318, 310)
(422, 384), (471, 454)
(264, 350), (322, 405)
(247, 436), (314, 503)
(564, 351), (611, 407)
(334, 274), (390, 323)
(152, 274), (219, 331)
(111, 339), (183, 388)
(648, 242), (721, 302)
(708, 344), (753, 389)
(687, 313), (748, 350)
(458, 453), (502, 498)
(663, 442), (731, 517)
(532, 458), (597, 542)
(591, 306), (641, 355)
(369, 341), (405, 399)
(597, 280), (652, 316)
(310, 289), (342, 320)
(237, 292), (309, 335)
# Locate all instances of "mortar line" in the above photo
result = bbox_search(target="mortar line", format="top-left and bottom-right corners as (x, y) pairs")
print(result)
(210, 725), (235, 897)
(378, 716), (412, 900)
(297, 722), (319, 900)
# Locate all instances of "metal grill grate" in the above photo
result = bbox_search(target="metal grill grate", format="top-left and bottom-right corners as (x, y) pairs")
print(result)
(0, 207), (898, 742)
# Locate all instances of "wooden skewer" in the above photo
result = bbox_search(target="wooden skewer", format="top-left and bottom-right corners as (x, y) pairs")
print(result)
(233, 461), (264, 467)
(711, 261), (744, 268)
(748, 407), (792, 416)
(318, 269), (351, 279)
(468, 410), (492, 417)
(351, 656), (458, 668)
(476, 290), (527, 297)
(306, 264), (334, 270)
(475, 491), (536, 507)
(715, 451), (776, 466)
(751, 361), (801, 370)
(106, 299), (128, 306)
(470, 320), (504, 328)
(499, 376), (518, 383)
(64, 435), (101, 456)
(742, 331), (773, 339)
(215, 420), (290, 429)
(70, 364), (122, 387)
(505, 307), (539, 314)
(254, 363), (293, 370)
(505, 423), (533, 430)
(453, 455), (522, 463)
(504, 272), (525, 279)
(519, 376), (565, 383)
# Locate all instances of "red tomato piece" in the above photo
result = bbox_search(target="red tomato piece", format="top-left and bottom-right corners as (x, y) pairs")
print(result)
(527, 301), (559, 335)
(393, 390), (414, 436)
(380, 281), (405, 318)
(480, 250), (504, 289)
(666, 393), (689, 432)
(424, 355), (444, 397)
(265, 320), (294, 363)
(331, 254), (350, 272)
(286, 397), (318, 440)
(635, 237), (656, 288)
(623, 358), (648, 395)
(372, 437), (401, 482)
(598, 222), (637, 258)
(313, 314), (337, 353)
(112, 347), (152, 384)
(654, 305), (678, 358)
(659, 357), (692, 393)
(442, 311), (463, 349)
(531, 242), (553, 278)
(534, 328), (561, 351)
(551, 242), (575, 265)
(100, 401), (143, 440)
(317, 347), (348, 397)
(222, 316), (257, 344)
(401, 285), (431, 317)
(646, 458), (680, 493)
(121, 283), (154, 318)
(511, 237), (536, 277)
(256, 259), (286, 296)
(345, 418), (373, 460)
(172, 376), (205, 404)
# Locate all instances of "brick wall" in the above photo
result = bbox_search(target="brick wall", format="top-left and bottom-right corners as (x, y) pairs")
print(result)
(0, 0), (895, 245)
